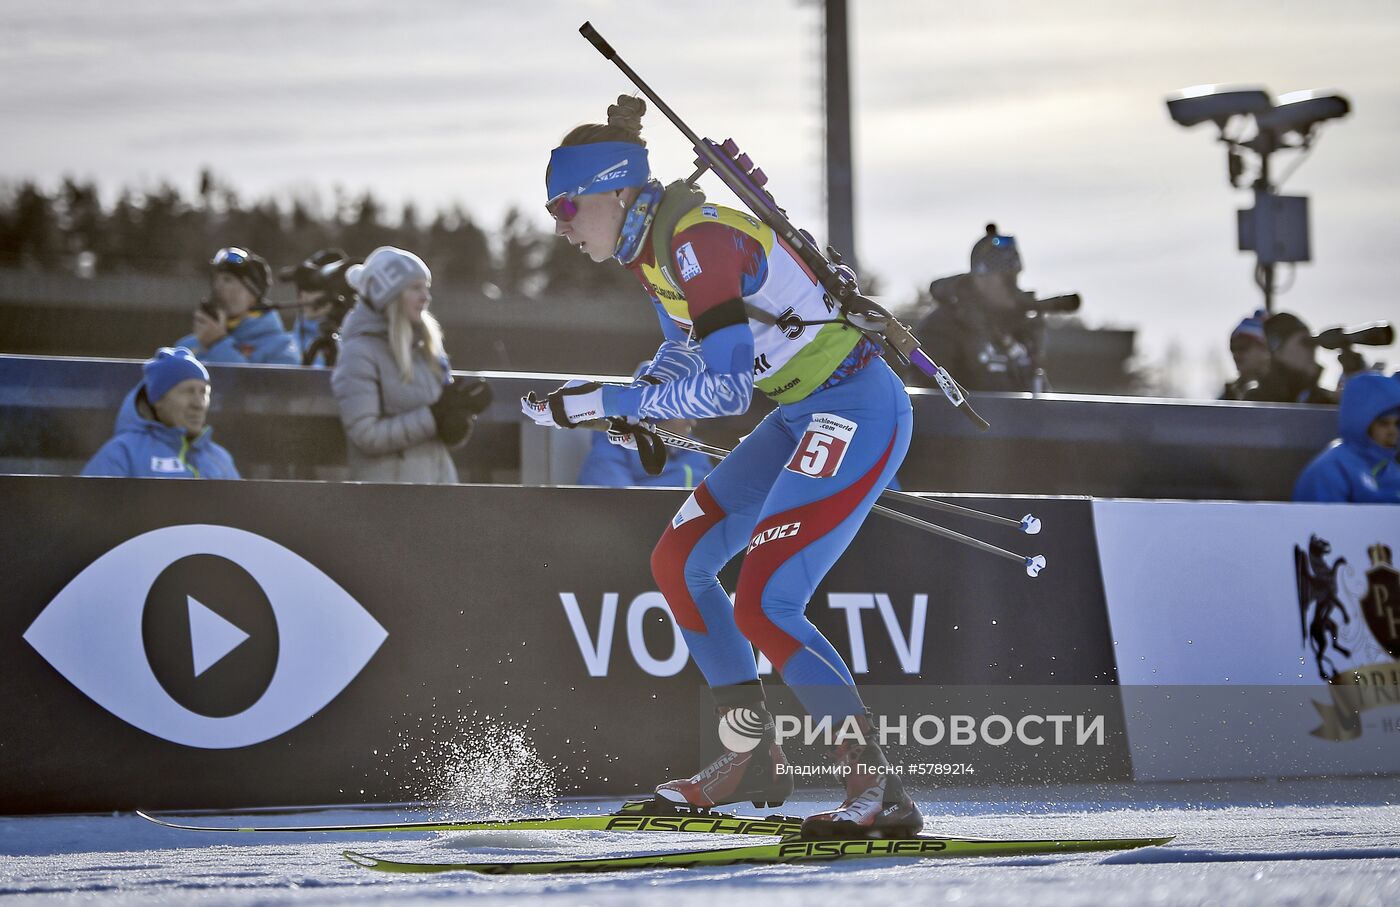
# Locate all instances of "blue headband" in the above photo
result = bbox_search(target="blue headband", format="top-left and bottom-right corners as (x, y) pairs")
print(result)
(546, 141), (651, 202)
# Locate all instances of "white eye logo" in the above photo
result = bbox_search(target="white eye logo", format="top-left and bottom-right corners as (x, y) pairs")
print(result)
(23, 525), (387, 749)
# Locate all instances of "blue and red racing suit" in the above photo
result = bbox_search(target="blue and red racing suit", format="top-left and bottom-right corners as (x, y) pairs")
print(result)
(600, 201), (912, 722)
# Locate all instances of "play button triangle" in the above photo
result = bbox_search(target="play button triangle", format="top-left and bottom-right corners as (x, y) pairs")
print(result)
(187, 595), (250, 677)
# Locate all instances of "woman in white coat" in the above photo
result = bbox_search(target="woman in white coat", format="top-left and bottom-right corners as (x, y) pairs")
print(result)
(332, 247), (490, 483)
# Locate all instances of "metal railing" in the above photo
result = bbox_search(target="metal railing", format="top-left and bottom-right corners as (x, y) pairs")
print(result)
(0, 353), (1336, 497)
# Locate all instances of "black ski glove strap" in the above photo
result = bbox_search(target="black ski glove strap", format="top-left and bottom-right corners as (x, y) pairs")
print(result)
(633, 423), (668, 476)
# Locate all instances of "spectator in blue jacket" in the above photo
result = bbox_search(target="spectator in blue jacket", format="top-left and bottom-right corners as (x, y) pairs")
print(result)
(577, 416), (715, 489)
(175, 246), (299, 365)
(1293, 373), (1400, 503)
(82, 347), (240, 479)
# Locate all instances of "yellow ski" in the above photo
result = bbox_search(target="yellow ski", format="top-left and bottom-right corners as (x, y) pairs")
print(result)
(343, 833), (1175, 875)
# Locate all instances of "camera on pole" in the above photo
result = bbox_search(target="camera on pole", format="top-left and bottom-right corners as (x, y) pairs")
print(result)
(1165, 84), (1351, 311)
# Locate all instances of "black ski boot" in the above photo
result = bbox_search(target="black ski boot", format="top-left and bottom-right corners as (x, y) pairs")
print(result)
(801, 713), (923, 839)
(655, 702), (794, 809)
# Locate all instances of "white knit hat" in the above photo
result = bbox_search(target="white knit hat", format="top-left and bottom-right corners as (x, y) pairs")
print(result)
(346, 246), (431, 311)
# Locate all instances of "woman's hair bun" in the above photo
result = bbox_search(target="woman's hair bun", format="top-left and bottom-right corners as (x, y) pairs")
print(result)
(606, 95), (647, 141)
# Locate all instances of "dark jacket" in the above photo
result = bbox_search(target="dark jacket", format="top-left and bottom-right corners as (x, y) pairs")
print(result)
(1245, 362), (1338, 405)
(912, 276), (1038, 393)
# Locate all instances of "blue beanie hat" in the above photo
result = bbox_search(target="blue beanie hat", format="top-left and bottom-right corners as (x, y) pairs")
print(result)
(144, 347), (209, 403)
(970, 224), (1021, 275)
(1230, 309), (1268, 347)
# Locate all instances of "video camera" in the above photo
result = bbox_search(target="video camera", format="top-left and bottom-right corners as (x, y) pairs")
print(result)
(277, 249), (359, 313)
(929, 276), (1081, 318)
(272, 248), (362, 366)
(1314, 321), (1394, 374)
(1019, 293), (1081, 316)
(1315, 321), (1394, 351)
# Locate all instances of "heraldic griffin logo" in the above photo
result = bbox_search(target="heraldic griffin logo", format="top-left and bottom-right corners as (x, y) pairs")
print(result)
(1293, 534), (1351, 681)
(1293, 536), (1400, 741)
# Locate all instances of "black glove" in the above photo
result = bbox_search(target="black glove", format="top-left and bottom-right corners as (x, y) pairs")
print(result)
(453, 377), (494, 415)
(634, 423), (669, 476)
(430, 378), (492, 448)
(607, 418), (669, 476)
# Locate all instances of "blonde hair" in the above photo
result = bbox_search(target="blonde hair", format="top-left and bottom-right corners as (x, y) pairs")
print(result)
(387, 299), (446, 384)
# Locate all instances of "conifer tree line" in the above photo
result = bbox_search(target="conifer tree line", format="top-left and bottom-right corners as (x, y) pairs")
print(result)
(0, 169), (636, 297)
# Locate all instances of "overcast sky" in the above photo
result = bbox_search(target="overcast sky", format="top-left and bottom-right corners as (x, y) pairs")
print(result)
(2, 0), (1397, 396)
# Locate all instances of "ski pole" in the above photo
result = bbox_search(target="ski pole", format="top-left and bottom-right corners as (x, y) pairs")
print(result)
(642, 423), (1041, 536)
(872, 503), (1047, 578)
(577, 21), (990, 433)
(892, 493), (1041, 535)
(629, 423), (1046, 576)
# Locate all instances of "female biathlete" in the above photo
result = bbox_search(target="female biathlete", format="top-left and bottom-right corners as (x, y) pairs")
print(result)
(522, 97), (920, 838)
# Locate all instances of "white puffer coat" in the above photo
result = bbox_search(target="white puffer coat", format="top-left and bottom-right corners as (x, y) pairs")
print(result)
(331, 303), (457, 484)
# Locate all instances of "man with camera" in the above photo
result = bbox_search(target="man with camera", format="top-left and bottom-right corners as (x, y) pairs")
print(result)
(1245, 312), (1395, 405)
(1244, 312), (1338, 405)
(280, 248), (359, 367)
(914, 224), (1076, 393)
(176, 247), (300, 366)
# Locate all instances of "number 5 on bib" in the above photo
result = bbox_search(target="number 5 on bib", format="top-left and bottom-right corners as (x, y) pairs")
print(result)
(786, 414), (856, 478)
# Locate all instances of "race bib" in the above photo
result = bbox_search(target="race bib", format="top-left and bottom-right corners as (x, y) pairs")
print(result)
(785, 413), (857, 478)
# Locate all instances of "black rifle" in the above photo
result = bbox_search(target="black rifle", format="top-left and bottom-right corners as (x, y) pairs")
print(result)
(578, 22), (989, 432)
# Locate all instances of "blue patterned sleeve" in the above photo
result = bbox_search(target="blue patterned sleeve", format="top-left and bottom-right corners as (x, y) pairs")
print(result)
(642, 340), (706, 383)
(604, 323), (754, 420)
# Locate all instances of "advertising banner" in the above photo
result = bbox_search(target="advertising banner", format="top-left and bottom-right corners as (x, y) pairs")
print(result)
(1, 477), (1119, 812)
(1093, 500), (1400, 781)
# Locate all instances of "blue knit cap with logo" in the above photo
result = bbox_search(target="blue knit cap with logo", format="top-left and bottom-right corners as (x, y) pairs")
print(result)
(144, 347), (209, 403)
